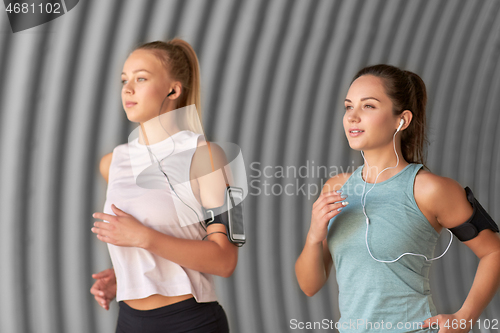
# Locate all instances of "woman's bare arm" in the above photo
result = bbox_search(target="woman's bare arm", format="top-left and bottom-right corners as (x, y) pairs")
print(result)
(295, 173), (350, 296)
(416, 173), (500, 330)
(141, 223), (237, 277)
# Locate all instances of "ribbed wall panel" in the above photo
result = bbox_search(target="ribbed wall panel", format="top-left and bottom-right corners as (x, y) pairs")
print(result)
(0, 1), (499, 332)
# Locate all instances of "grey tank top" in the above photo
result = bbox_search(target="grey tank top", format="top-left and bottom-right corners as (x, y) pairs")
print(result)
(327, 163), (441, 333)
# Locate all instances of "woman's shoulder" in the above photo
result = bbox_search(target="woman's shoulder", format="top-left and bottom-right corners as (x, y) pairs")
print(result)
(322, 172), (352, 194)
(98, 142), (130, 182)
(99, 152), (114, 183)
(190, 138), (228, 176)
(193, 138), (226, 161)
(414, 168), (464, 198)
(414, 168), (470, 228)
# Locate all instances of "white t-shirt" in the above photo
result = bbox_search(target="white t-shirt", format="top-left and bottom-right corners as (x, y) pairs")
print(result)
(102, 130), (217, 303)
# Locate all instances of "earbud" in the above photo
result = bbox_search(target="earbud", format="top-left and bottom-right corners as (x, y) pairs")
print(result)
(166, 89), (175, 97)
(396, 119), (404, 132)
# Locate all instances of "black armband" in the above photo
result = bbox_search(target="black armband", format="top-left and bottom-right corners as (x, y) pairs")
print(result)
(449, 187), (499, 242)
(201, 186), (245, 247)
(203, 206), (229, 228)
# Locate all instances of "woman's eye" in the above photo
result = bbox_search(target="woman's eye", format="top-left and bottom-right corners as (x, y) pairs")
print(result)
(364, 104), (375, 109)
(121, 78), (145, 85)
(345, 105), (353, 111)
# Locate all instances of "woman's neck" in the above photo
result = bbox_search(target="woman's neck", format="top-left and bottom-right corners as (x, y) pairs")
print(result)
(138, 111), (181, 145)
(360, 144), (408, 184)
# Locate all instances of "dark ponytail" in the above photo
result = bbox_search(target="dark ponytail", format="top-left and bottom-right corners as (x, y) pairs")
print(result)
(352, 64), (428, 167)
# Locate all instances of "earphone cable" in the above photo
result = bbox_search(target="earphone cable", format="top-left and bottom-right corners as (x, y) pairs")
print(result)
(141, 94), (204, 229)
(361, 128), (453, 262)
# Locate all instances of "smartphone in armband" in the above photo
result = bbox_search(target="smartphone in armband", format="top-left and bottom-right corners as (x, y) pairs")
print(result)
(203, 186), (246, 247)
(226, 187), (245, 245)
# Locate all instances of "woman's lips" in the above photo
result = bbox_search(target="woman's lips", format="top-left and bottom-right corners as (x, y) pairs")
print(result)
(125, 102), (137, 107)
(349, 129), (364, 137)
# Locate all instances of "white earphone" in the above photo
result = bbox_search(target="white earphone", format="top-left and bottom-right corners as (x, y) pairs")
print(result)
(360, 118), (453, 263)
(396, 118), (404, 132)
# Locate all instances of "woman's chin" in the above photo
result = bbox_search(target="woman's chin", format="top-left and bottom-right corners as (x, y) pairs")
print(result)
(346, 140), (363, 151)
(124, 115), (138, 123)
(123, 111), (144, 123)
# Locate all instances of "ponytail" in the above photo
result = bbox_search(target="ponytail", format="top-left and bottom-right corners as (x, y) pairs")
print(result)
(402, 70), (427, 166)
(352, 64), (429, 168)
(135, 38), (203, 134)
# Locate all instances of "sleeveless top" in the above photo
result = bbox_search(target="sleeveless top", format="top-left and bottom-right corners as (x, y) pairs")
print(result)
(102, 130), (217, 303)
(327, 163), (440, 333)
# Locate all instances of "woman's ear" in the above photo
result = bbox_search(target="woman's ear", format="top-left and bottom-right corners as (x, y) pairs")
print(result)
(168, 81), (183, 100)
(400, 110), (413, 130)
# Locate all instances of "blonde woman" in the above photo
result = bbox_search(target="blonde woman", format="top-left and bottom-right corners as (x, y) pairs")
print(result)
(90, 39), (237, 333)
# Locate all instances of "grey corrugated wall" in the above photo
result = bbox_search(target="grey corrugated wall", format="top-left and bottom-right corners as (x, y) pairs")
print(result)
(0, 0), (499, 332)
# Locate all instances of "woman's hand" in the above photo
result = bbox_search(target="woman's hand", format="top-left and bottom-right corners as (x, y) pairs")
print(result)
(90, 268), (117, 310)
(92, 204), (150, 248)
(308, 190), (348, 244)
(422, 312), (474, 333)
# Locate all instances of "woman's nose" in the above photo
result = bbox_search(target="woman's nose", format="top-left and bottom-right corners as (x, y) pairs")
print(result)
(347, 108), (360, 123)
(123, 82), (134, 93)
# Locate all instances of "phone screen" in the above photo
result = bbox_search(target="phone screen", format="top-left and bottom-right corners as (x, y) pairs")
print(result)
(228, 188), (245, 239)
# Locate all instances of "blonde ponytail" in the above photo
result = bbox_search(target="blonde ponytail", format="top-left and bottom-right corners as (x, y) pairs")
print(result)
(135, 38), (203, 134)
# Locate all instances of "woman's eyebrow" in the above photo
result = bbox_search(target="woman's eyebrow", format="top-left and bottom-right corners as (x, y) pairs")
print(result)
(344, 97), (381, 103)
(360, 97), (380, 102)
(121, 69), (152, 75)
